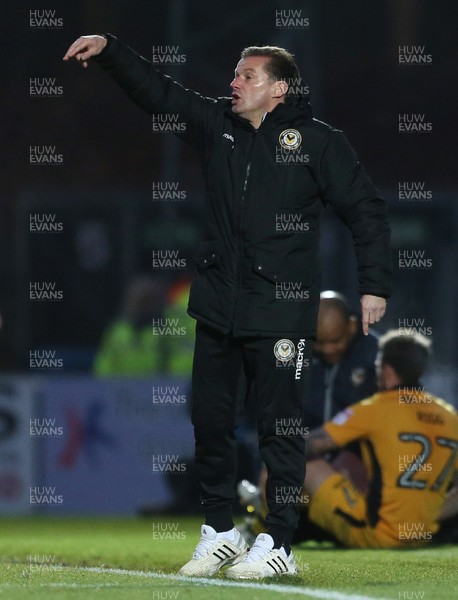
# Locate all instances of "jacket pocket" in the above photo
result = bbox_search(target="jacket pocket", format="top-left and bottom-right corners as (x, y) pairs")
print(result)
(193, 240), (223, 273)
(252, 250), (280, 284)
(251, 249), (313, 286)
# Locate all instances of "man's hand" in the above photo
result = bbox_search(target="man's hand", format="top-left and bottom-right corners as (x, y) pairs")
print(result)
(361, 294), (386, 335)
(63, 35), (107, 68)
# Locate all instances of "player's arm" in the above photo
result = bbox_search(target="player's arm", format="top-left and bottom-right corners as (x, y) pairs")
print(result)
(317, 130), (392, 334)
(437, 470), (458, 522)
(305, 427), (338, 460)
(63, 34), (217, 148)
(309, 403), (370, 460)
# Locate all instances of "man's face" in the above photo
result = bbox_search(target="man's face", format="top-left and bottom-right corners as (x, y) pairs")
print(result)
(313, 314), (357, 366)
(230, 56), (281, 121)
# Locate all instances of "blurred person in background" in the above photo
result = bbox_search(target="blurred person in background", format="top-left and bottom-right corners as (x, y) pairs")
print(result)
(162, 278), (195, 376)
(306, 290), (379, 428)
(93, 276), (167, 376)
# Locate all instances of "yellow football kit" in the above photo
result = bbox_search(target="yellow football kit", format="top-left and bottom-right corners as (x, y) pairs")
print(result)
(309, 389), (458, 547)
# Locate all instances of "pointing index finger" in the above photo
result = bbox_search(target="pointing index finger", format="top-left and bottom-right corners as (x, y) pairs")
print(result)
(63, 39), (88, 60)
(362, 310), (370, 336)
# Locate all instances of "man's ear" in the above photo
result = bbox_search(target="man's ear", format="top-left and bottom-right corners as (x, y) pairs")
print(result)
(273, 79), (288, 98)
(381, 363), (400, 389)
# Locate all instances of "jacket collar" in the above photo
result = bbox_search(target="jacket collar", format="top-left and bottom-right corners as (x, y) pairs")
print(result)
(224, 94), (313, 129)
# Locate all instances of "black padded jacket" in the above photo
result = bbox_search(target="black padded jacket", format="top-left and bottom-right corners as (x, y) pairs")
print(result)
(94, 35), (392, 337)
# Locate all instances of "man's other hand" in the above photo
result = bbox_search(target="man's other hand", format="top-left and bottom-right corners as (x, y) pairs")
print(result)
(361, 294), (386, 335)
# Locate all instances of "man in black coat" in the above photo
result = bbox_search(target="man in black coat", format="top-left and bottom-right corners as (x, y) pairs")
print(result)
(307, 290), (379, 429)
(64, 35), (392, 579)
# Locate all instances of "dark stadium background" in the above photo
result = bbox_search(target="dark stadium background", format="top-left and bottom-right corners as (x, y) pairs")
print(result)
(1, 3), (457, 400)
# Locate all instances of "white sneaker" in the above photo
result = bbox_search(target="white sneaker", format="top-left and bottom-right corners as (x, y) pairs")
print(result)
(178, 525), (248, 577)
(225, 533), (298, 579)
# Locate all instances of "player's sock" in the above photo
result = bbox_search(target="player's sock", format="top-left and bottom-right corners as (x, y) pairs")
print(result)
(205, 506), (234, 533)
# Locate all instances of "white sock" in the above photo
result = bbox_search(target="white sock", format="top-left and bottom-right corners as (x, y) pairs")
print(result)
(216, 527), (236, 541)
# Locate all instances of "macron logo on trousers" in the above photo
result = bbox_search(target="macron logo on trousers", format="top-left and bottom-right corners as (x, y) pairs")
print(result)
(295, 339), (306, 380)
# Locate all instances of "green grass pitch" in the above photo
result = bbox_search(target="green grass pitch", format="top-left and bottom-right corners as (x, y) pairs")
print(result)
(0, 516), (456, 599)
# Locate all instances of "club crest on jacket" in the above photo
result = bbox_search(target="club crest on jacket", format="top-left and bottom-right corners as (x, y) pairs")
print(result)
(279, 128), (302, 150)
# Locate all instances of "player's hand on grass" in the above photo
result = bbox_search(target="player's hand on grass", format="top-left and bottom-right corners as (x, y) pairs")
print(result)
(63, 35), (107, 68)
(361, 294), (386, 335)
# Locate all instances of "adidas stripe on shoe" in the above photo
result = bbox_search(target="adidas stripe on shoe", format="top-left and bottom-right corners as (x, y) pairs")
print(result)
(224, 533), (298, 579)
(178, 524), (248, 577)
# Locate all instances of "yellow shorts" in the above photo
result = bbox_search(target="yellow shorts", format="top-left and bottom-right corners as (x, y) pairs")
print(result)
(308, 473), (397, 548)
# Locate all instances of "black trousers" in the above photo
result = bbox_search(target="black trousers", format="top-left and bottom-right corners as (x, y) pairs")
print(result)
(191, 321), (312, 546)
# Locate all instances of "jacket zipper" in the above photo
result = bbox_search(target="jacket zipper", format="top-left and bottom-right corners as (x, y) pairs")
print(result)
(240, 162), (251, 229)
(232, 131), (256, 329)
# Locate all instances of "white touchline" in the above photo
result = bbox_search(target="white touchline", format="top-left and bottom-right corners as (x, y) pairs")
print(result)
(0, 563), (390, 599)
(0, 583), (124, 589)
(72, 566), (389, 600)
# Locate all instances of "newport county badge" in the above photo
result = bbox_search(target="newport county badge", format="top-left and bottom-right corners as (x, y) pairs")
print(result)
(351, 367), (366, 387)
(279, 129), (302, 150)
(274, 339), (295, 362)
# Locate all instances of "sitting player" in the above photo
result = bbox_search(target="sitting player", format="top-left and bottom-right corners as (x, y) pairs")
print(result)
(240, 330), (458, 547)
(304, 330), (458, 547)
